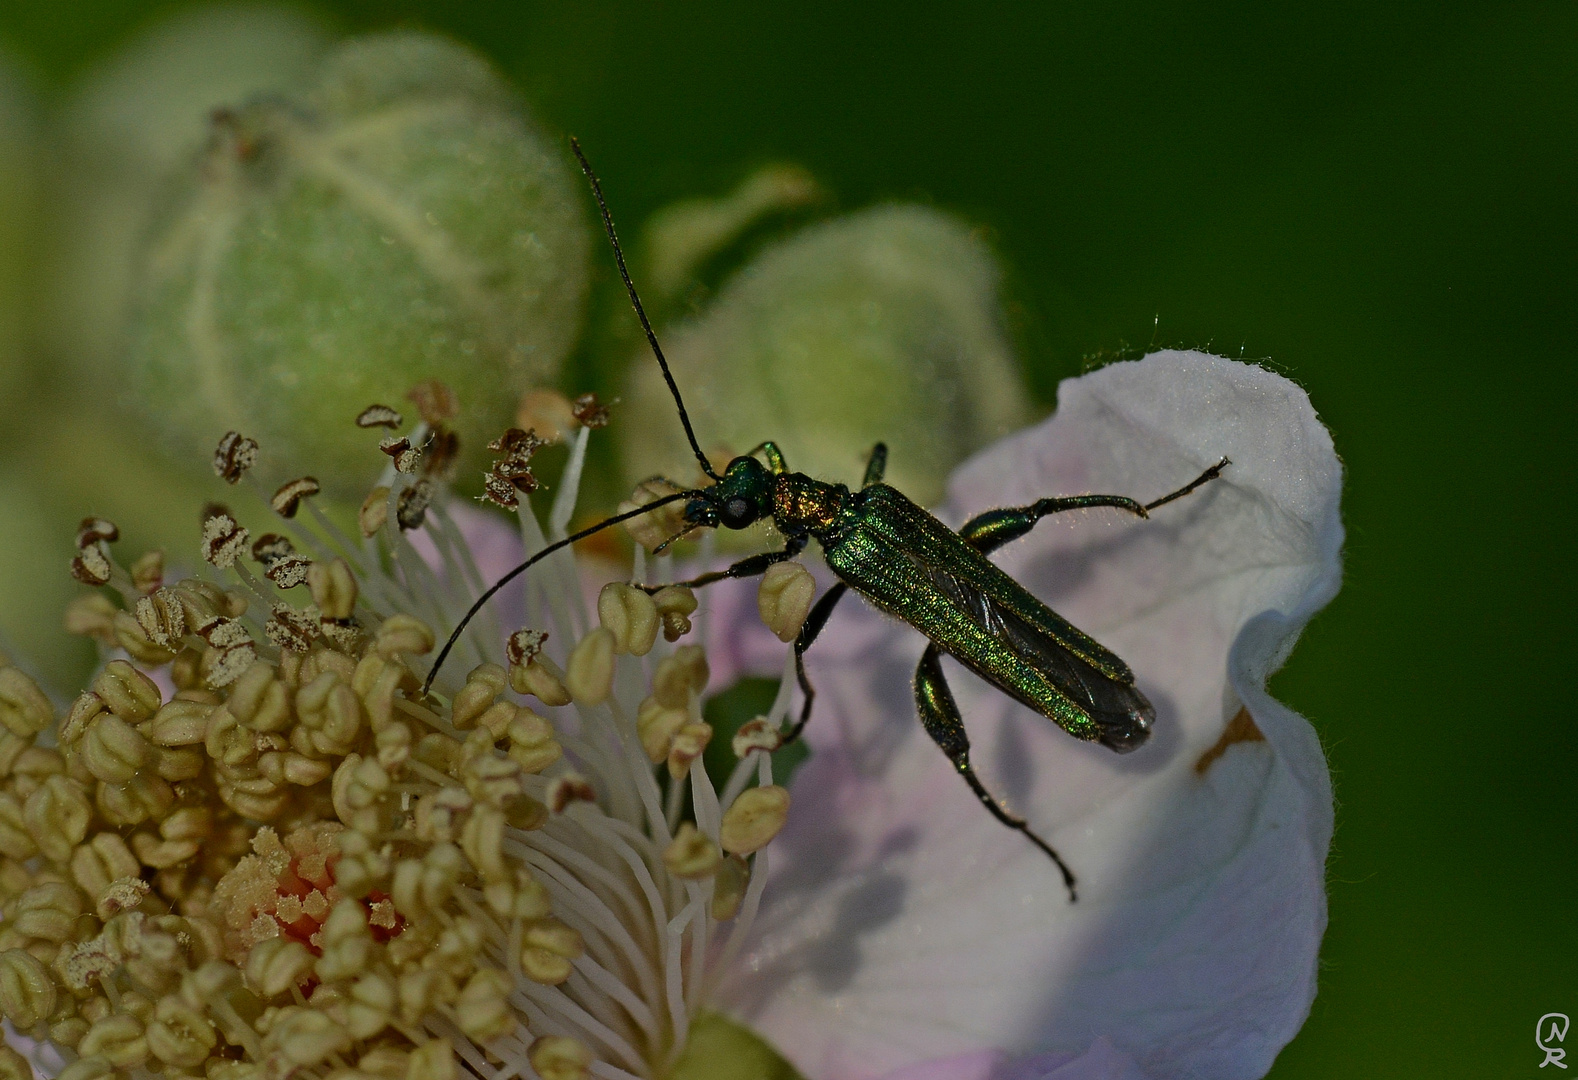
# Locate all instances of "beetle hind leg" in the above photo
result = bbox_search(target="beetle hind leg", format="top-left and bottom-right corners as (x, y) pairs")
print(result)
(915, 644), (1078, 901)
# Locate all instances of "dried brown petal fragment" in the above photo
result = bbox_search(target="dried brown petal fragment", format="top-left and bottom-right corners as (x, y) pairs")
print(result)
(356, 403), (404, 429)
(212, 431), (258, 484)
(396, 479), (434, 531)
(571, 391), (611, 428)
(270, 476), (321, 518)
(406, 379), (459, 424)
(200, 513), (249, 570)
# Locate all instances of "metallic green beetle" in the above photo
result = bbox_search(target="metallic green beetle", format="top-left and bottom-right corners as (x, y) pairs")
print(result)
(427, 141), (1228, 899)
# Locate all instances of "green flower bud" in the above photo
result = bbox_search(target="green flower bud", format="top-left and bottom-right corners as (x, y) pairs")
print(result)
(46, 4), (332, 375)
(621, 204), (1032, 508)
(121, 31), (589, 490)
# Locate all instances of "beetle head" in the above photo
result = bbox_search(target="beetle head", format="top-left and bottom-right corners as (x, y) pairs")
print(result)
(685, 456), (773, 531)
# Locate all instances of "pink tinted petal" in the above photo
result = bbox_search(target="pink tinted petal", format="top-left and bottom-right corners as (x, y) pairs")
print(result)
(999, 1038), (1148, 1080)
(723, 352), (1341, 1080)
(406, 499), (528, 635)
(878, 1049), (1006, 1080)
(700, 573), (793, 690)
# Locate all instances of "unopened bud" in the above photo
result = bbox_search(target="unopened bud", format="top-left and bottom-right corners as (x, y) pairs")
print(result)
(148, 699), (213, 746)
(54, 1057), (114, 1080)
(622, 204), (1031, 509)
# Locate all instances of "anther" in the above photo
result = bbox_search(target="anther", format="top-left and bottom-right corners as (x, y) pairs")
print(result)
(355, 404), (403, 429)
(269, 476), (320, 518)
(720, 784), (791, 854)
(212, 431), (258, 484)
(396, 479), (434, 530)
(570, 391), (611, 428)
(200, 513), (249, 569)
(359, 486), (391, 536)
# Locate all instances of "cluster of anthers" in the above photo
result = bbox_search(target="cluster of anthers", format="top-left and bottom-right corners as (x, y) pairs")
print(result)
(0, 382), (819, 1080)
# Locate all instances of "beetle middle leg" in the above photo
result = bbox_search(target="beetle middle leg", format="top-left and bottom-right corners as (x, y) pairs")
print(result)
(643, 534), (808, 592)
(914, 643), (1078, 900)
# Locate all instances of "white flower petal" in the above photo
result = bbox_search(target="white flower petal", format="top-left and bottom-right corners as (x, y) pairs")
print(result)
(721, 352), (1342, 1080)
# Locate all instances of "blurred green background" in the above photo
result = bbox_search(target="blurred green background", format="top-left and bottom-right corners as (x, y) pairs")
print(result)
(0, 1), (1573, 1077)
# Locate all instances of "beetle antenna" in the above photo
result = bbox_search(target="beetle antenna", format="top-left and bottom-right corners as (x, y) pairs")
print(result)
(570, 137), (721, 484)
(422, 489), (694, 695)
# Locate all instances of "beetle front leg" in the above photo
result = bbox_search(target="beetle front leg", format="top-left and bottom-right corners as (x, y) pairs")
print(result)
(639, 533), (809, 593)
(914, 643), (1078, 901)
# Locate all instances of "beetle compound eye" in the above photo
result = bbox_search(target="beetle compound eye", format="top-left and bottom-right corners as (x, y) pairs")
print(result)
(723, 498), (755, 528)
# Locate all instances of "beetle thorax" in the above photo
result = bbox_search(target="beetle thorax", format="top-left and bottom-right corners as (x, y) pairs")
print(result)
(772, 473), (848, 535)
